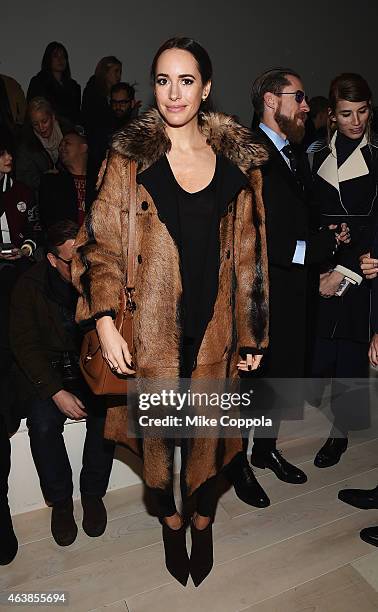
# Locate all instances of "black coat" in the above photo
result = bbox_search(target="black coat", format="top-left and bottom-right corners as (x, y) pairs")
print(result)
(257, 128), (336, 376)
(371, 225), (378, 334)
(27, 71), (81, 124)
(9, 261), (80, 403)
(38, 167), (97, 231)
(309, 133), (378, 343)
(15, 117), (72, 195)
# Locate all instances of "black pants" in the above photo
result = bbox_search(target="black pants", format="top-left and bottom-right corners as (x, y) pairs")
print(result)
(0, 414), (14, 534)
(26, 394), (114, 504)
(310, 336), (370, 435)
(239, 371), (280, 453)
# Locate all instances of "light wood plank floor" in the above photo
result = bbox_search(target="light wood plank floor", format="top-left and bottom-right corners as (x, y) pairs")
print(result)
(2, 427), (378, 611)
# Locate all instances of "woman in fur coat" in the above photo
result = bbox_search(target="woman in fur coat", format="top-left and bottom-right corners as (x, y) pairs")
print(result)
(72, 37), (269, 586)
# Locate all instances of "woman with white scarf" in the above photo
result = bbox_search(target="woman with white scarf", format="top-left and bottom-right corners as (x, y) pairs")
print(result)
(16, 97), (71, 197)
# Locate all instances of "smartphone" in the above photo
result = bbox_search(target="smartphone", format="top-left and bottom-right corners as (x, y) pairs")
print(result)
(0, 242), (16, 254)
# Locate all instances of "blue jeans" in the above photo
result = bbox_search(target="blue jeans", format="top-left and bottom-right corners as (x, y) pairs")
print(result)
(26, 393), (114, 504)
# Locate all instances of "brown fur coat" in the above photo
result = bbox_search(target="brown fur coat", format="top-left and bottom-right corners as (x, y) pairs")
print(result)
(72, 109), (269, 495)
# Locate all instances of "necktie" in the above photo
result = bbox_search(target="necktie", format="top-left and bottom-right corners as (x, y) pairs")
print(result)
(281, 144), (303, 189)
(281, 144), (298, 173)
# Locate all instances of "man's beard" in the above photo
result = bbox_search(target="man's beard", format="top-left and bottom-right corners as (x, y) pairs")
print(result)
(274, 108), (306, 144)
(114, 108), (132, 123)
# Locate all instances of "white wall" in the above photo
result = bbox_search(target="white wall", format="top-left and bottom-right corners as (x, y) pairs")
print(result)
(1, 0), (376, 126)
(8, 419), (143, 515)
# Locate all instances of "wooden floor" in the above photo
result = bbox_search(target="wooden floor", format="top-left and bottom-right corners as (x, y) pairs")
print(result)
(2, 413), (378, 611)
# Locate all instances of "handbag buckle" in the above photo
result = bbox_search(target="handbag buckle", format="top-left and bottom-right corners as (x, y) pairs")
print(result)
(125, 288), (136, 313)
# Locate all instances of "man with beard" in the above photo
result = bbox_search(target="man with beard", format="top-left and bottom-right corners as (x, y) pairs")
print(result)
(109, 82), (138, 131)
(228, 68), (342, 507)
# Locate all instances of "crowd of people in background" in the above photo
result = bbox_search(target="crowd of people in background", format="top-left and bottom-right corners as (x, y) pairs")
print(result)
(1, 37), (378, 587)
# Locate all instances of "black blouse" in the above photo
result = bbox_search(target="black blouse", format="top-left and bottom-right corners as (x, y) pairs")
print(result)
(137, 153), (248, 374)
(172, 159), (217, 341)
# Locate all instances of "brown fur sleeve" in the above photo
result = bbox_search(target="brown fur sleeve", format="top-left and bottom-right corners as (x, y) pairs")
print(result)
(72, 153), (129, 322)
(234, 169), (269, 352)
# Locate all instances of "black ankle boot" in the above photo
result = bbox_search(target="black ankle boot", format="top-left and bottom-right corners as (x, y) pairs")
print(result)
(161, 519), (190, 586)
(314, 437), (348, 468)
(81, 495), (107, 537)
(0, 503), (18, 565)
(51, 498), (77, 546)
(190, 517), (213, 587)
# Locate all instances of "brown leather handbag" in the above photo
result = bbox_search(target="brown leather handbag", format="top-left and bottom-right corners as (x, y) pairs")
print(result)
(79, 161), (137, 395)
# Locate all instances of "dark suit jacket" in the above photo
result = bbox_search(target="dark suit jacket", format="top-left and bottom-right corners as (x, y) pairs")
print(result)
(257, 128), (335, 376)
(38, 168), (97, 231)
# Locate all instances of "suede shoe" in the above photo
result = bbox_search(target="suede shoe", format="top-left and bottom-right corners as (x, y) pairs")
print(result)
(338, 486), (378, 510)
(81, 495), (107, 537)
(190, 515), (213, 587)
(51, 498), (77, 546)
(360, 526), (378, 547)
(251, 448), (307, 484)
(226, 454), (270, 507)
(314, 437), (348, 468)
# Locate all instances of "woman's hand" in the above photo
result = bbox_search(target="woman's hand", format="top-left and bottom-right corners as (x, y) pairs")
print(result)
(331, 222), (350, 245)
(237, 353), (263, 371)
(368, 333), (378, 367)
(319, 270), (344, 298)
(96, 316), (135, 375)
(360, 252), (378, 280)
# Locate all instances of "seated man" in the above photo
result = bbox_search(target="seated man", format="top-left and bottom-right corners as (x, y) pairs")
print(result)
(109, 82), (139, 131)
(10, 220), (114, 546)
(38, 131), (97, 232)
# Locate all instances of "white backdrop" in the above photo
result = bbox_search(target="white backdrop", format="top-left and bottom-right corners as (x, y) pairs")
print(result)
(1, 0), (377, 126)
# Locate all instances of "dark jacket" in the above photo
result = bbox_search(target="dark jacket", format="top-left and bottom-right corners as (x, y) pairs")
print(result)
(9, 261), (79, 402)
(308, 132), (378, 343)
(38, 167), (97, 231)
(256, 128), (336, 376)
(27, 71), (81, 124)
(0, 176), (40, 250)
(371, 225), (378, 334)
(0, 258), (34, 433)
(15, 117), (72, 195)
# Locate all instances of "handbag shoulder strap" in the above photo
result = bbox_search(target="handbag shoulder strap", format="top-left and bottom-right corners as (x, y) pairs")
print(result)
(126, 160), (137, 290)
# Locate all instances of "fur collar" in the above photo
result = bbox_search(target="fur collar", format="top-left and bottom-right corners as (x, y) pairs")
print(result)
(111, 108), (268, 174)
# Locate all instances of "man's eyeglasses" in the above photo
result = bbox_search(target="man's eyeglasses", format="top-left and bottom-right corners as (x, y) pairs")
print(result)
(56, 255), (72, 267)
(277, 90), (306, 104)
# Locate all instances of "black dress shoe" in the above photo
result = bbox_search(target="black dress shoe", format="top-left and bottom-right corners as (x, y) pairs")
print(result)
(161, 519), (190, 586)
(360, 526), (378, 547)
(226, 455), (270, 507)
(190, 517), (213, 587)
(338, 486), (378, 510)
(81, 495), (107, 537)
(314, 437), (348, 468)
(0, 504), (18, 565)
(51, 498), (78, 546)
(251, 448), (307, 484)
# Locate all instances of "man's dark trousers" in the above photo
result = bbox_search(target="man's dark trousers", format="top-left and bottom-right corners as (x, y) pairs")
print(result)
(27, 391), (114, 504)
